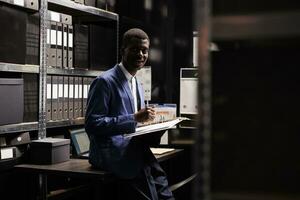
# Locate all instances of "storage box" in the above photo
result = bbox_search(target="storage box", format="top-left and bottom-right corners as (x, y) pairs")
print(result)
(0, 78), (24, 126)
(30, 138), (70, 164)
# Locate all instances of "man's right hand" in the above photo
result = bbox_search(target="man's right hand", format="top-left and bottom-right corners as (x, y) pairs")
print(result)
(134, 107), (155, 123)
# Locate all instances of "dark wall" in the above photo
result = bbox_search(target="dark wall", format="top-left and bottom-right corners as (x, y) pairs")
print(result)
(211, 40), (300, 194)
(210, 0), (300, 195)
(212, 0), (300, 15)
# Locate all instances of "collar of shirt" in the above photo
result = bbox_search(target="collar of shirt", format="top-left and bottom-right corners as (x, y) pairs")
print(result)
(119, 63), (138, 112)
(119, 62), (134, 82)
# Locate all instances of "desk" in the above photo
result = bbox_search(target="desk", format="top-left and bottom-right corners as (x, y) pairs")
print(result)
(14, 149), (183, 200)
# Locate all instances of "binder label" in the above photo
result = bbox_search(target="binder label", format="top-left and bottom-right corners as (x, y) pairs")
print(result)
(14, 0), (24, 6)
(69, 32), (73, 48)
(74, 85), (79, 98)
(51, 30), (56, 45)
(57, 30), (62, 46)
(63, 31), (67, 47)
(52, 84), (58, 99)
(79, 84), (82, 98)
(69, 85), (74, 98)
(59, 84), (63, 98)
(0, 148), (13, 159)
(83, 85), (88, 98)
(64, 84), (68, 98)
(47, 84), (52, 99)
(47, 29), (50, 44)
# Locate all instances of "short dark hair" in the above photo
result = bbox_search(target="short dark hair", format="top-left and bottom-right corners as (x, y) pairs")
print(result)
(122, 28), (149, 49)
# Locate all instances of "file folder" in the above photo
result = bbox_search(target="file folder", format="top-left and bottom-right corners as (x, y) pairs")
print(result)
(51, 76), (59, 121)
(57, 76), (64, 120)
(62, 24), (68, 68)
(68, 76), (74, 119)
(46, 75), (52, 121)
(73, 76), (79, 119)
(82, 77), (89, 116)
(56, 22), (63, 68)
(68, 25), (74, 69)
(63, 76), (69, 120)
(61, 14), (72, 68)
(49, 21), (57, 67)
(46, 23), (51, 66)
(78, 77), (83, 117)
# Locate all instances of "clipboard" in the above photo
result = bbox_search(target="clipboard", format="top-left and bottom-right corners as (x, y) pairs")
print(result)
(124, 117), (189, 138)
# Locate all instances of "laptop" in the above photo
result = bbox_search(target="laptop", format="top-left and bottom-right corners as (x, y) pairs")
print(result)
(69, 128), (90, 159)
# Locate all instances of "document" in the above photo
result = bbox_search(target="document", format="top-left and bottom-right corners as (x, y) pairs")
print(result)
(124, 117), (189, 138)
(0, 147), (16, 160)
(150, 148), (175, 155)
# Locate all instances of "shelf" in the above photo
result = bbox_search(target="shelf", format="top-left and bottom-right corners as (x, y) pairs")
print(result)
(170, 140), (196, 145)
(48, 0), (118, 22)
(0, 122), (38, 135)
(47, 67), (103, 77)
(212, 11), (300, 40)
(46, 118), (84, 128)
(0, 0), (39, 11)
(0, 62), (39, 74)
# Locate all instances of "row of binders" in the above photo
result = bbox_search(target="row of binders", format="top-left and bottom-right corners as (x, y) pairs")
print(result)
(46, 75), (94, 122)
(47, 11), (73, 68)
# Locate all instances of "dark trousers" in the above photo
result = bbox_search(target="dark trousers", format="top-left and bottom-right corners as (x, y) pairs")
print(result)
(118, 161), (175, 200)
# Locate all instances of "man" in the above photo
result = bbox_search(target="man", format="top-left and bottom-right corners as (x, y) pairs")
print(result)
(85, 28), (174, 200)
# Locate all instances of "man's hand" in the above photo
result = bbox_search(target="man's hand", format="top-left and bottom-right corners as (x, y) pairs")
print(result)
(134, 107), (155, 123)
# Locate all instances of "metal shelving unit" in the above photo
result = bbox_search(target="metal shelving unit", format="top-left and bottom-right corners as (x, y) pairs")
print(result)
(0, 122), (39, 135)
(46, 118), (84, 128)
(0, 0), (119, 137)
(0, 62), (39, 74)
(48, 0), (118, 21)
(39, 0), (118, 138)
(47, 67), (102, 77)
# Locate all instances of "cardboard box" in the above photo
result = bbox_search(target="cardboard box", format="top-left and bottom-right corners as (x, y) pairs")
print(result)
(30, 138), (70, 164)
